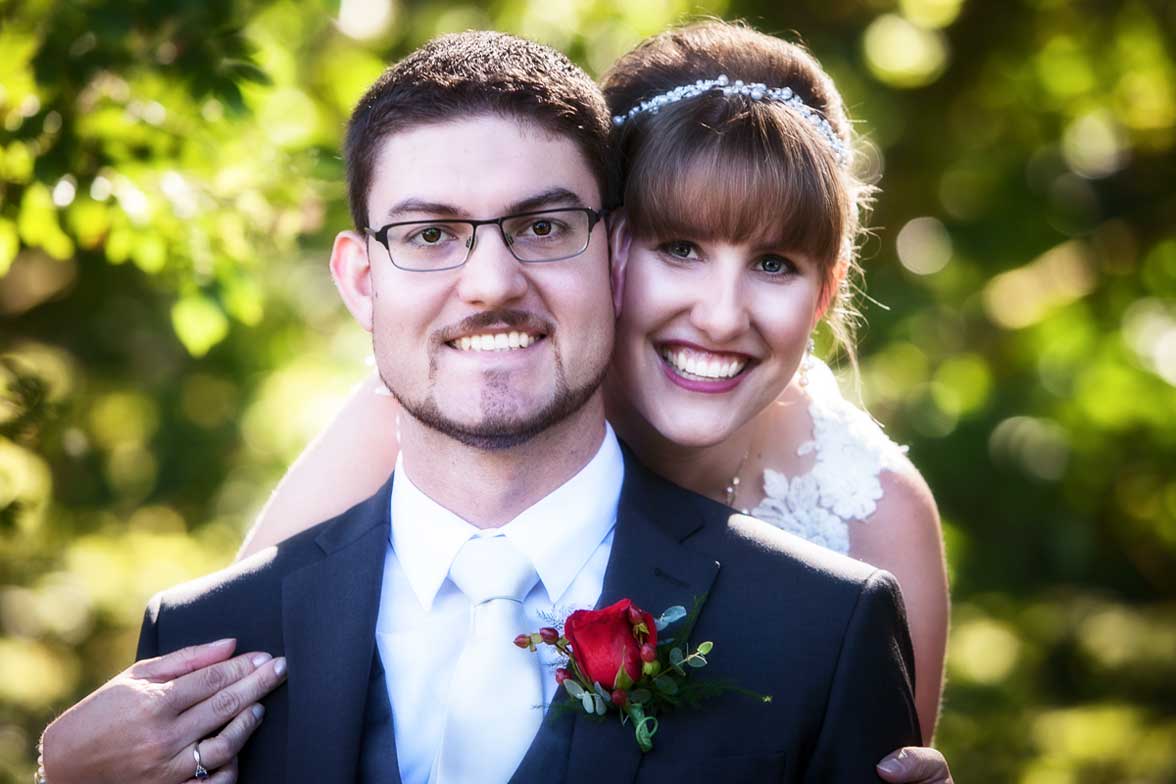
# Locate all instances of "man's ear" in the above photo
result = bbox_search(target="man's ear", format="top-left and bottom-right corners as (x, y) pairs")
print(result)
(330, 230), (375, 332)
(608, 210), (633, 319)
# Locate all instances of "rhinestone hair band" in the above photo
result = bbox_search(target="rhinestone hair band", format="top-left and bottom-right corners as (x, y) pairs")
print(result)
(612, 74), (850, 168)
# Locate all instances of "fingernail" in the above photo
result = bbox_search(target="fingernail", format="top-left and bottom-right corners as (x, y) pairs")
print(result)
(251, 653), (272, 667)
(273, 657), (287, 676)
(876, 759), (903, 776)
(211, 638), (236, 649)
(252, 704), (265, 720)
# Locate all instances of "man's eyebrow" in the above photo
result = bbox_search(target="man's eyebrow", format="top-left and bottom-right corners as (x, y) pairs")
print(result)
(380, 188), (589, 225)
(503, 188), (587, 215)
(382, 199), (470, 222)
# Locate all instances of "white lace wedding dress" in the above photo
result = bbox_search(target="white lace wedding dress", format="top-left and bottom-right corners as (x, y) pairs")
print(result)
(746, 358), (910, 555)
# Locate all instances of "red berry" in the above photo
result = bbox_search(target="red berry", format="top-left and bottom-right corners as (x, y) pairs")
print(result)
(539, 627), (560, 644)
(640, 642), (657, 663)
(514, 634), (532, 649)
(627, 605), (644, 626)
(611, 689), (628, 707)
(555, 668), (571, 685)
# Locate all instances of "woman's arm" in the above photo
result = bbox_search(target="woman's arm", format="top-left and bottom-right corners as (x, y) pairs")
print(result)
(849, 463), (950, 744)
(237, 373), (402, 560)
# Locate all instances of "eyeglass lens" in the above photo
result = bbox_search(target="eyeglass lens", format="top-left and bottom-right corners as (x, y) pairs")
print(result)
(382, 210), (592, 270)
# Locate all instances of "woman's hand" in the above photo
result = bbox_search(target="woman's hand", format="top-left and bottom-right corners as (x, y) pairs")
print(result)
(40, 638), (287, 784)
(877, 747), (954, 784)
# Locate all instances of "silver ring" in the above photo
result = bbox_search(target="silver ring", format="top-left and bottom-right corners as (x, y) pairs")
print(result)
(193, 743), (210, 780)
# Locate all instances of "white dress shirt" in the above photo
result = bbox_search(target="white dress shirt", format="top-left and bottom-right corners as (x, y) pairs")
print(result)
(375, 425), (624, 784)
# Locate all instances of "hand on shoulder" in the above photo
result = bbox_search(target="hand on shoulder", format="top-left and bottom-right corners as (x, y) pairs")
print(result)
(40, 639), (285, 784)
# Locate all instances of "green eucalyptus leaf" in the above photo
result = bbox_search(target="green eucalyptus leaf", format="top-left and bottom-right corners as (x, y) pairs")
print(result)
(630, 688), (652, 704)
(688, 655), (707, 668)
(696, 641), (714, 655)
(653, 675), (678, 695)
(580, 692), (595, 713)
(654, 606), (687, 631)
(564, 680), (585, 699)
(593, 694), (608, 715)
(669, 647), (685, 667)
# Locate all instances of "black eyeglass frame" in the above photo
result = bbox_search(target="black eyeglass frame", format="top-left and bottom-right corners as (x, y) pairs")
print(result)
(364, 207), (609, 272)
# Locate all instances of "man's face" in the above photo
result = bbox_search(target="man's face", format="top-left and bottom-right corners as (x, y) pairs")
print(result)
(357, 115), (613, 449)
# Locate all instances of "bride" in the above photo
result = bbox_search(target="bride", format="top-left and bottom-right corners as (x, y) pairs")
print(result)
(40, 20), (950, 784)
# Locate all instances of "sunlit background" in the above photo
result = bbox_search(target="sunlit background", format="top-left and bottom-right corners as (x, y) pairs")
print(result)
(2, 0), (1174, 781)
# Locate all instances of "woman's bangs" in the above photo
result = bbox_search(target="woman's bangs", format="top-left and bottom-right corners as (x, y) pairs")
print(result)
(624, 112), (844, 263)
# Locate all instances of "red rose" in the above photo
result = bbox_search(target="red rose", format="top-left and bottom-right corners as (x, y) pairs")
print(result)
(563, 599), (657, 689)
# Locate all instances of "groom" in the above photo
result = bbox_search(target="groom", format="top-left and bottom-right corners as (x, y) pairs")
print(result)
(137, 31), (920, 782)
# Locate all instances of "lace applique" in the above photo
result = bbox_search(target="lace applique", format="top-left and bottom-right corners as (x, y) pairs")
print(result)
(748, 358), (908, 555)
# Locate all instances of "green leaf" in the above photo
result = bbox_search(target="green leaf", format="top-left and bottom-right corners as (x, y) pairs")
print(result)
(580, 692), (595, 713)
(696, 641), (714, 655)
(614, 662), (634, 691)
(654, 605), (687, 631)
(0, 219), (18, 276)
(593, 694), (608, 715)
(564, 680), (585, 699)
(688, 655), (707, 668)
(653, 675), (678, 695)
(171, 296), (230, 357)
(630, 688), (652, 704)
(669, 647), (685, 667)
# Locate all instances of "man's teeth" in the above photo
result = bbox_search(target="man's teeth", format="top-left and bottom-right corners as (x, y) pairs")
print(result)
(455, 332), (539, 351)
(662, 347), (747, 380)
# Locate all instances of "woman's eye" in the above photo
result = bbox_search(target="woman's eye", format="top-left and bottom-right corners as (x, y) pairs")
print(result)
(662, 240), (697, 259)
(757, 255), (794, 275)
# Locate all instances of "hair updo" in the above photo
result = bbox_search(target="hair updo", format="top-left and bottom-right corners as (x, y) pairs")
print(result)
(601, 20), (874, 366)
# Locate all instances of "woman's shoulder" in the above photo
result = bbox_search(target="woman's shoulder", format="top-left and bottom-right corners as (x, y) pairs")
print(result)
(750, 358), (920, 553)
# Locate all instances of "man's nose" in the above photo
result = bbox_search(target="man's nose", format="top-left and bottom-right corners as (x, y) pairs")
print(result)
(455, 225), (528, 306)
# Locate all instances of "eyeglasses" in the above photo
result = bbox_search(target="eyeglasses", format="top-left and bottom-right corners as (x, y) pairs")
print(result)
(364, 207), (608, 272)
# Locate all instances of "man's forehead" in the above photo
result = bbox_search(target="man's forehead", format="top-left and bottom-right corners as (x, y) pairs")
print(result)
(368, 115), (600, 218)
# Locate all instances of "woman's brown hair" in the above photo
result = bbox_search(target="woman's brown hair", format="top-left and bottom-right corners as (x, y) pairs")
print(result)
(601, 20), (874, 367)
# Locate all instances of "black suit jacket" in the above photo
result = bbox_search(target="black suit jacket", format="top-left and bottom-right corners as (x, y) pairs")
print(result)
(138, 451), (920, 782)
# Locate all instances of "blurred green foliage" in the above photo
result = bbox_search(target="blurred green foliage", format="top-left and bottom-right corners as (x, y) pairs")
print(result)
(1, 0), (1174, 781)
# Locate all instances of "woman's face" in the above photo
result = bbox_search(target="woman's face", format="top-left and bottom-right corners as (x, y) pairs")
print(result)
(609, 222), (825, 448)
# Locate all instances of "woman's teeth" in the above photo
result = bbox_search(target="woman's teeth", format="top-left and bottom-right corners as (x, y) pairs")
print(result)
(454, 331), (540, 351)
(661, 347), (748, 380)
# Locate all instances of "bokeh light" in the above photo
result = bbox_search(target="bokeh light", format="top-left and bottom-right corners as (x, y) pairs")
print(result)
(863, 14), (949, 88)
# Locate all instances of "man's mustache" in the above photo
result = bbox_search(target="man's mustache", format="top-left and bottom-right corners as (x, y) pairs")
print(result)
(434, 310), (553, 344)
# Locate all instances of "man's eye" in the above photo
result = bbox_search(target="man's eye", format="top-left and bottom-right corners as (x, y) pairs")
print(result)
(419, 227), (444, 243)
(530, 220), (553, 237)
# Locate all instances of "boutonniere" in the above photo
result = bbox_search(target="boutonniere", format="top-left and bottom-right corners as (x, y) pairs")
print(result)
(515, 597), (770, 752)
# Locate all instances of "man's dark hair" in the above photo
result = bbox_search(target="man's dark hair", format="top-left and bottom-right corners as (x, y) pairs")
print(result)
(345, 31), (612, 231)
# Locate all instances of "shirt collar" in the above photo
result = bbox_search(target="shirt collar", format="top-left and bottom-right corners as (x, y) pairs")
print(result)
(389, 424), (624, 610)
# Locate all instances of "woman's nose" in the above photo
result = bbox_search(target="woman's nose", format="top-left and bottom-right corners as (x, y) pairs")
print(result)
(689, 271), (750, 343)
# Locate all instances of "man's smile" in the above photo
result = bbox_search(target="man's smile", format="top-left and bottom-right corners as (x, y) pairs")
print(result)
(448, 330), (547, 352)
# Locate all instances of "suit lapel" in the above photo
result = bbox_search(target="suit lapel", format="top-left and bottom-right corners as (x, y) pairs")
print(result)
(562, 452), (721, 784)
(283, 475), (400, 784)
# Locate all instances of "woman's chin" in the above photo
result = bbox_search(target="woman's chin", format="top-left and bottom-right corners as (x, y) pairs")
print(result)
(649, 416), (738, 449)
